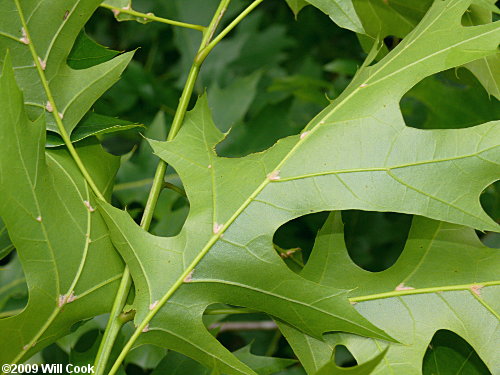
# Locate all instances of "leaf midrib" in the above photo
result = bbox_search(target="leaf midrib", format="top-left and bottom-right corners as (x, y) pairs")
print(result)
(350, 281), (500, 303)
(129, 0), (499, 351)
(188, 278), (384, 337)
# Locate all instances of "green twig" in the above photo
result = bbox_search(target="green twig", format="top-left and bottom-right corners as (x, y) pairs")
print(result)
(93, 270), (131, 374)
(196, 0), (266, 64)
(102, 2), (235, 374)
(100, 3), (206, 32)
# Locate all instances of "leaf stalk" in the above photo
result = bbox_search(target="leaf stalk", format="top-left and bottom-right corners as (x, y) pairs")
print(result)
(195, 0), (266, 65)
(99, 1), (241, 373)
(100, 3), (206, 32)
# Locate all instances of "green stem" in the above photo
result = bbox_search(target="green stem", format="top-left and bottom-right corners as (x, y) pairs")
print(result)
(349, 280), (500, 303)
(13, 0), (106, 202)
(93, 48), (205, 375)
(100, 3), (206, 32)
(196, 0), (265, 65)
(93, 270), (131, 374)
(102, 2), (234, 374)
(140, 63), (200, 229)
(107, 2), (281, 369)
(140, 0), (232, 229)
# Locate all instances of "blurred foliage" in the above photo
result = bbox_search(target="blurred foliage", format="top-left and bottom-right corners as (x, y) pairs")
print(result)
(0, 0), (498, 373)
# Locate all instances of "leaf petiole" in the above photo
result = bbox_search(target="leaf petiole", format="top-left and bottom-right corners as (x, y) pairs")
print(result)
(97, 1), (236, 373)
(196, 0), (266, 65)
(100, 3), (206, 32)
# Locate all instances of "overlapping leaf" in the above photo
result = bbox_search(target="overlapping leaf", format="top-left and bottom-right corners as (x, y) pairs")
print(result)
(0, 56), (124, 364)
(280, 214), (500, 374)
(0, 217), (14, 260)
(313, 349), (386, 374)
(100, 95), (393, 375)
(102, 0), (154, 24)
(352, 0), (500, 99)
(0, 0), (134, 134)
(100, 1), (499, 372)
(288, 0), (364, 33)
(0, 256), (26, 312)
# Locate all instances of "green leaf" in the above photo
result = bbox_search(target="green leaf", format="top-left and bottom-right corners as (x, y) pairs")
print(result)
(102, 0), (153, 24)
(314, 349), (386, 374)
(285, 0), (309, 17)
(0, 217), (14, 260)
(422, 330), (490, 375)
(353, 0), (432, 39)
(114, 111), (168, 207)
(0, 55), (124, 364)
(301, 0), (364, 33)
(280, 213), (500, 373)
(45, 112), (144, 148)
(0, 255), (26, 313)
(151, 351), (209, 375)
(233, 345), (297, 375)
(150, 345), (296, 375)
(125, 345), (167, 370)
(100, 2), (499, 372)
(0, 0), (134, 134)
(353, 0), (500, 99)
(67, 31), (121, 70)
(208, 71), (263, 132)
(401, 71), (500, 130)
(465, 53), (500, 100)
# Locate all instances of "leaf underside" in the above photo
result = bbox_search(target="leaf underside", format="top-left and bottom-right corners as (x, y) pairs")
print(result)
(280, 214), (500, 374)
(0, 0), (133, 134)
(100, 1), (500, 373)
(0, 0), (497, 373)
(0, 56), (124, 364)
